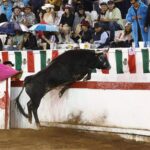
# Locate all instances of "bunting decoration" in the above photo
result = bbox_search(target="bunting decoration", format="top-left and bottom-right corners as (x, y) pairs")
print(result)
(0, 49), (150, 76)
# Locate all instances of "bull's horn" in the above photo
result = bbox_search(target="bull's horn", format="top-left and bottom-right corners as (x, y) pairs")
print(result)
(95, 48), (109, 54)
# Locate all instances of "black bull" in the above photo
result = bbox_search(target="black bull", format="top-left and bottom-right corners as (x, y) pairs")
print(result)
(15, 49), (111, 126)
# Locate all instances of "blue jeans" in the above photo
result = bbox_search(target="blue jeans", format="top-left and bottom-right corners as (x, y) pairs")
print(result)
(147, 27), (150, 47)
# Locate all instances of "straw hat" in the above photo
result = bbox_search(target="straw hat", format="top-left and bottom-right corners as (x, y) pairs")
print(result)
(41, 3), (54, 10)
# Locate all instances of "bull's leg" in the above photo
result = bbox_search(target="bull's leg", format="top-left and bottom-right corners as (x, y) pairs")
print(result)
(59, 85), (70, 98)
(32, 106), (40, 127)
(83, 71), (92, 81)
(27, 100), (32, 124)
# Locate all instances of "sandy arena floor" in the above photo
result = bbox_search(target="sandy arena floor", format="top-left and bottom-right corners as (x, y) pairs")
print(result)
(0, 127), (150, 150)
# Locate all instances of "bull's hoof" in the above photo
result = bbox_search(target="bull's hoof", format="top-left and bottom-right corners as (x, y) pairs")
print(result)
(83, 78), (87, 82)
(36, 123), (41, 129)
(28, 117), (32, 124)
(59, 92), (63, 98)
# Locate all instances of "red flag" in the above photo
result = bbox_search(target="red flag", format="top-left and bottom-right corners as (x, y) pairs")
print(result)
(128, 48), (136, 73)
(27, 51), (35, 72)
(2, 51), (8, 62)
(52, 50), (58, 60)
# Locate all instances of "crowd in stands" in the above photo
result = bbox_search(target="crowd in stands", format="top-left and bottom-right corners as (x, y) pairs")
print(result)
(0, 0), (149, 50)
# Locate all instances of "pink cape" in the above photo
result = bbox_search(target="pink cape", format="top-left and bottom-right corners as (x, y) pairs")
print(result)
(0, 64), (20, 81)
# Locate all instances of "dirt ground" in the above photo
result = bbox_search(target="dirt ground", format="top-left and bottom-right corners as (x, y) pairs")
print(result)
(0, 127), (150, 150)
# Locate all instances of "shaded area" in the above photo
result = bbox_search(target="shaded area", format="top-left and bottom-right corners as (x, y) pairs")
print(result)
(0, 127), (150, 150)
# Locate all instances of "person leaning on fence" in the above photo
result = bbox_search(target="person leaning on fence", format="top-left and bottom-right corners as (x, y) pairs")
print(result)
(21, 32), (39, 50)
(110, 22), (133, 47)
(144, 2), (150, 47)
(126, 0), (148, 47)
(93, 22), (110, 48)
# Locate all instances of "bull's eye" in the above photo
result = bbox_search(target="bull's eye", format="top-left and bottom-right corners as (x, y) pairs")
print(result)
(99, 57), (103, 62)
(103, 62), (106, 66)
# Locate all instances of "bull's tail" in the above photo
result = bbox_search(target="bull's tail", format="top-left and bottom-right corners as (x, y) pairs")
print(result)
(15, 86), (29, 118)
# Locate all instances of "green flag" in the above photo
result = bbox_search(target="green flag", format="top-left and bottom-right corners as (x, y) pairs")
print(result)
(15, 51), (22, 71)
(40, 51), (46, 70)
(115, 50), (123, 73)
(141, 49), (150, 73)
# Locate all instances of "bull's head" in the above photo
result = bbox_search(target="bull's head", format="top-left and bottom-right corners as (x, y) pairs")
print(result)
(95, 51), (111, 70)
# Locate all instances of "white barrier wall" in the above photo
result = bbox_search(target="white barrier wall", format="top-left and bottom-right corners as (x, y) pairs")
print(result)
(10, 85), (150, 134)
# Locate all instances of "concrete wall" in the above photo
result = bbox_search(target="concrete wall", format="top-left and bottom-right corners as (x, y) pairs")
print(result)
(10, 84), (150, 137)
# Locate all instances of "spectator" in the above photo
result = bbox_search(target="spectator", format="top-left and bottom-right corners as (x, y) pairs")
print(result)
(93, 22), (110, 48)
(98, 2), (108, 21)
(41, 4), (55, 24)
(126, 0), (148, 47)
(73, 5), (86, 31)
(22, 32), (39, 50)
(100, 0), (124, 41)
(144, 2), (150, 46)
(12, 30), (24, 50)
(28, 0), (44, 21)
(0, 13), (8, 22)
(73, 5), (91, 32)
(10, 6), (26, 24)
(23, 5), (36, 27)
(0, 0), (12, 21)
(72, 20), (93, 43)
(110, 22), (133, 47)
(59, 4), (75, 41)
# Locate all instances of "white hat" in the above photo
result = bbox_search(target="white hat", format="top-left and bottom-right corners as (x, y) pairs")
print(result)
(41, 3), (54, 10)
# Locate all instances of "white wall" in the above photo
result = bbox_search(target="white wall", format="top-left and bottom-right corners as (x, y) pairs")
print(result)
(10, 86), (150, 133)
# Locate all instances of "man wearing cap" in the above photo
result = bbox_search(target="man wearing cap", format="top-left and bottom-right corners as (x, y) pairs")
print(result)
(73, 19), (92, 43)
(93, 22), (110, 48)
(126, 0), (148, 47)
